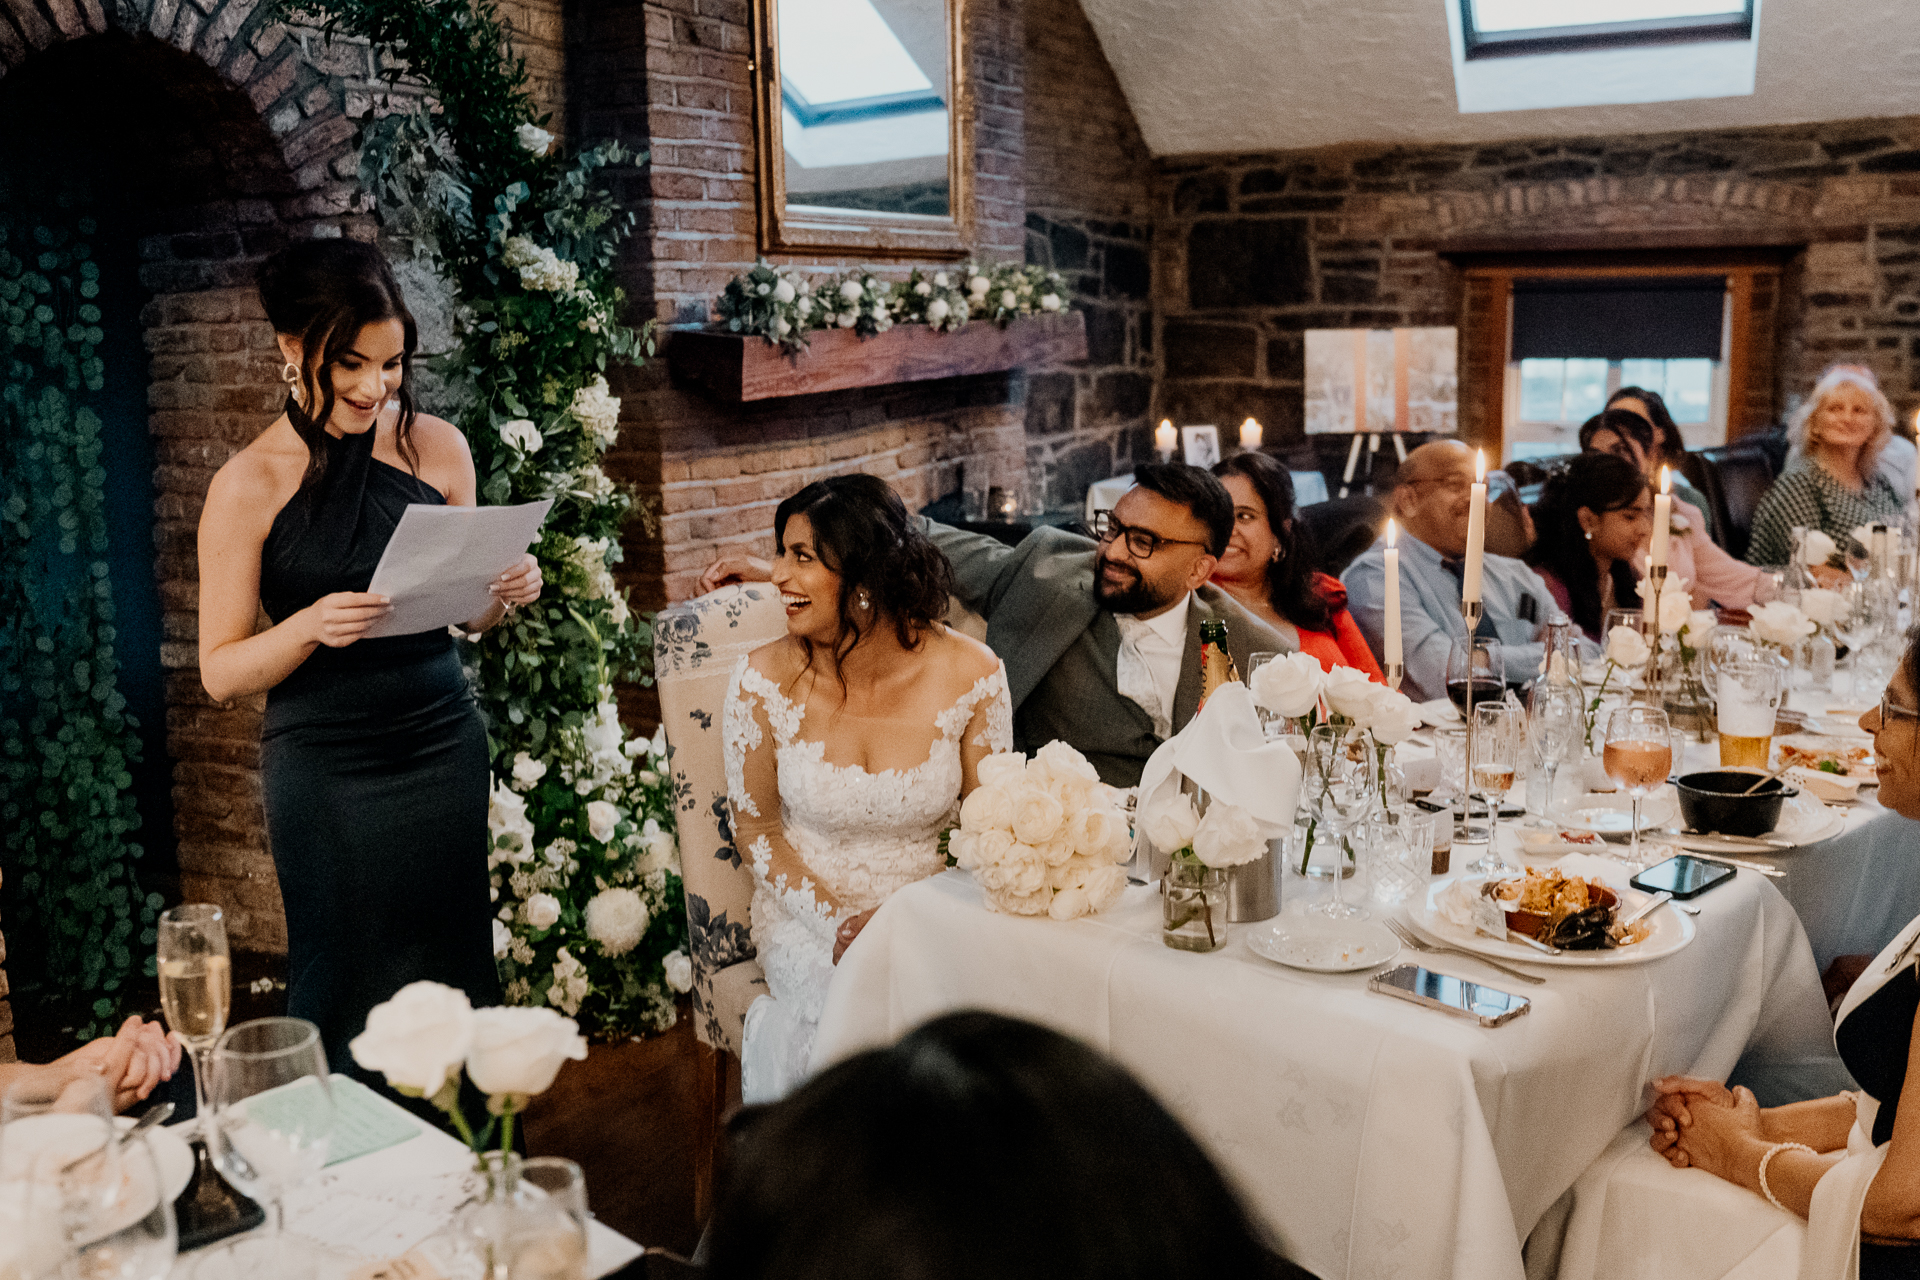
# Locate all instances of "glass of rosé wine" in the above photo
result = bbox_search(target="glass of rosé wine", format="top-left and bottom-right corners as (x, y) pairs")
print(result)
(1603, 705), (1673, 868)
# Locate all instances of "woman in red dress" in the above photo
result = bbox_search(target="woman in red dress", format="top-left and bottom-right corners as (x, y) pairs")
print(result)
(1210, 453), (1383, 679)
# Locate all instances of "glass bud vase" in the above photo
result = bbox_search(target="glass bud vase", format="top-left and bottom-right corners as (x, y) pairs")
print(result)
(1163, 857), (1228, 952)
(452, 1150), (523, 1280)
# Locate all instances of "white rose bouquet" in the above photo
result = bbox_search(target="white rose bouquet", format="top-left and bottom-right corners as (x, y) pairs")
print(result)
(949, 743), (1133, 920)
(351, 982), (586, 1156)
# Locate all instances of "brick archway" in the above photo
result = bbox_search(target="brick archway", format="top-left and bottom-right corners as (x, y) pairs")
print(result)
(1, 3), (378, 955)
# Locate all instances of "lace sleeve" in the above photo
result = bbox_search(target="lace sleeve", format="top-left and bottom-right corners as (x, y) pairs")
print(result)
(958, 664), (1014, 795)
(723, 658), (846, 930)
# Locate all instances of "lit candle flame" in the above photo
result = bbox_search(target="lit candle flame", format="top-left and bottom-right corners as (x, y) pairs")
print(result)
(1386, 518), (1397, 548)
(1660, 465), (1671, 494)
(1474, 449), (1485, 482)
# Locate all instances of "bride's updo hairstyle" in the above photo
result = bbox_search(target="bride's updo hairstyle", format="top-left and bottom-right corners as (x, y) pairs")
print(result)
(256, 238), (420, 492)
(705, 1011), (1310, 1280)
(772, 474), (952, 667)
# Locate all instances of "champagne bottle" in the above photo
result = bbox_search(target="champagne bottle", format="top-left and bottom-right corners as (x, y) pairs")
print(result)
(1198, 618), (1239, 710)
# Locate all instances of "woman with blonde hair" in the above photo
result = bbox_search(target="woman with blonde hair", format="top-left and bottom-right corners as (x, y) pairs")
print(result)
(1746, 366), (1905, 568)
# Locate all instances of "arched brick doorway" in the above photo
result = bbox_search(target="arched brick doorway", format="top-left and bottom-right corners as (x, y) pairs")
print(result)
(0, 4), (372, 994)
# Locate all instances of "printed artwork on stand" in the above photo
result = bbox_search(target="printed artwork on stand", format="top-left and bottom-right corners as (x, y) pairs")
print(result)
(1305, 327), (1458, 435)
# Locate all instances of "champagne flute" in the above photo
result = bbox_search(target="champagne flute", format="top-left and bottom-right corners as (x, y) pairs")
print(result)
(1527, 682), (1582, 828)
(1468, 702), (1520, 875)
(1604, 706), (1673, 869)
(158, 904), (231, 1133)
(197, 1018), (334, 1280)
(1304, 723), (1375, 921)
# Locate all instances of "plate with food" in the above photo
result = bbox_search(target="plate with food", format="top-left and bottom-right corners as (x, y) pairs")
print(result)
(1775, 736), (1876, 782)
(1246, 916), (1400, 973)
(1518, 829), (1614, 858)
(1408, 859), (1694, 967)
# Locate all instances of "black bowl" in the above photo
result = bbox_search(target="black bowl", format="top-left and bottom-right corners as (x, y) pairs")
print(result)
(1674, 770), (1799, 838)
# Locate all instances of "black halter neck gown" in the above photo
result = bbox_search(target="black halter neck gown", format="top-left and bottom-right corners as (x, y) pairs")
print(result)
(257, 422), (500, 1094)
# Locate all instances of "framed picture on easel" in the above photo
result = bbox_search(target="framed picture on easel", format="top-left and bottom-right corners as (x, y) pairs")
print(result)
(1181, 425), (1221, 467)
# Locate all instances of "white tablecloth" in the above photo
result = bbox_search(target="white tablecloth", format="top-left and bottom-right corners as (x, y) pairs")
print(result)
(814, 867), (1836, 1280)
(165, 1082), (643, 1279)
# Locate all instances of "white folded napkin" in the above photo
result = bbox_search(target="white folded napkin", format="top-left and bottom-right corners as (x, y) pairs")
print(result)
(1132, 682), (1302, 880)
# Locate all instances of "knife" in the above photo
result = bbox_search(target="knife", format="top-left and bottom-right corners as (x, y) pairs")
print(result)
(1621, 891), (1672, 928)
(1679, 829), (1794, 849)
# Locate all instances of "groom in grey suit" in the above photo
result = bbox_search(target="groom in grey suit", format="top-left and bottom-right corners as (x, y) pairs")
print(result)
(701, 464), (1285, 788)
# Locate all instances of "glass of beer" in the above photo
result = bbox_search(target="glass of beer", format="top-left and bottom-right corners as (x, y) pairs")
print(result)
(1604, 706), (1674, 869)
(1717, 660), (1781, 770)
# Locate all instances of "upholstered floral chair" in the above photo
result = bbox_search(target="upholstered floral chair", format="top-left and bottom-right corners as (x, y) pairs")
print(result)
(653, 583), (785, 1057)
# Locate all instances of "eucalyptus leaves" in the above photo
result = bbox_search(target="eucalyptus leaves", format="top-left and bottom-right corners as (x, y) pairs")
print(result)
(719, 259), (1068, 353)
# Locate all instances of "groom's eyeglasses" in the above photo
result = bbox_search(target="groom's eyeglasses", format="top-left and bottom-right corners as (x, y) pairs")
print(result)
(1881, 690), (1920, 725)
(1093, 512), (1208, 560)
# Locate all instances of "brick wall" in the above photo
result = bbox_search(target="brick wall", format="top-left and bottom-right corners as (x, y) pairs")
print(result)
(1156, 118), (1920, 454)
(572, 0), (1034, 609)
(1020, 0), (1154, 506)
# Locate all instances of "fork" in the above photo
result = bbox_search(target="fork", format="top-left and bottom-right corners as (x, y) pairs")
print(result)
(1386, 920), (1547, 985)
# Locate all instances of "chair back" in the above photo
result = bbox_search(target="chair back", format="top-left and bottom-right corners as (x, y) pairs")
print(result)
(654, 584), (786, 1051)
(1296, 493), (1387, 580)
(1696, 443), (1776, 562)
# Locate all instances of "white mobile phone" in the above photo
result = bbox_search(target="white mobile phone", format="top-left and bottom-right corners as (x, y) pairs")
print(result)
(1368, 963), (1531, 1027)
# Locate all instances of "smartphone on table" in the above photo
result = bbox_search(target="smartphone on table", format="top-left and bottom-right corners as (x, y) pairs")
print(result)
(1368, 964), (1530, 1027)
(1630, 854), (1736, 899)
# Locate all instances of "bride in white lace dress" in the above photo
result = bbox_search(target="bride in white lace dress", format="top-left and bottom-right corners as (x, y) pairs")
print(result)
(723, 476), (1011, 1102)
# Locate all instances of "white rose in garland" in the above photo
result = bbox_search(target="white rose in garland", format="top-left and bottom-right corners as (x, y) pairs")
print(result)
(498, 418), (542, 455)
(524, 893), (561, 930)
(663, 951), (693, 993)
(515, 123), (554, 155)
(586, 799), (620, 843)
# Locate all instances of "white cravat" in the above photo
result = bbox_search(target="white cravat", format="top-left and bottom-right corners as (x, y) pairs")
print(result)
(1114, 593), (1191, 740)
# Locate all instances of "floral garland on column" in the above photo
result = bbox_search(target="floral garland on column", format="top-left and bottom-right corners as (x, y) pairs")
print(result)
(0, 206), (163, 1034)
(276, 0), (689, 1033)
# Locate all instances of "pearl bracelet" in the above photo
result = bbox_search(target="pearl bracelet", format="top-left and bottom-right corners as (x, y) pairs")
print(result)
(1759, 1141), (1816, 1211)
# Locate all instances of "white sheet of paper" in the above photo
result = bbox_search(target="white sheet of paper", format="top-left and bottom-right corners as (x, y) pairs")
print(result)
(363, 499), (552, 639)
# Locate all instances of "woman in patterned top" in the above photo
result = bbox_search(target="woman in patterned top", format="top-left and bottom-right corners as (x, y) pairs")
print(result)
(1746, 367), (1905, 568)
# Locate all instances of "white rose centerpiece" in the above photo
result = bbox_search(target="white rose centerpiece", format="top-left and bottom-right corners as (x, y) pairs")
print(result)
(949, 743), (1132, 920)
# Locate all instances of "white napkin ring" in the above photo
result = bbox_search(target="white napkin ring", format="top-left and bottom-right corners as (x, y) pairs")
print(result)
(1759, 1141), (1816, 1211)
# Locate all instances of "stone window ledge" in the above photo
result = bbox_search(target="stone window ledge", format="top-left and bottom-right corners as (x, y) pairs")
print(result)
(667, 311), (1087, 403)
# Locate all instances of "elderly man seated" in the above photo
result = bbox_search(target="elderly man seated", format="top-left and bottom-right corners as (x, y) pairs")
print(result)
(1343, 441), (1571, 702)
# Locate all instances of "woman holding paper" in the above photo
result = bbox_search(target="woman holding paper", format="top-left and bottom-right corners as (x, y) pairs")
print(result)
(195, 240), (540, 1089)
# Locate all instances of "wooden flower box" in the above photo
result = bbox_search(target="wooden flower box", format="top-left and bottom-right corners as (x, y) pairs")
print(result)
(667, 310), (1088, 403)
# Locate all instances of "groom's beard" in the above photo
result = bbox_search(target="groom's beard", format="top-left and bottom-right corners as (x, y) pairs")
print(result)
(1094, 552), (1182, 616)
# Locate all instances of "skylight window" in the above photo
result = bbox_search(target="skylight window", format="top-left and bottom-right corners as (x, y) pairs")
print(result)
(1461, 0), (1753, 59)
(779, 0), (933, 106)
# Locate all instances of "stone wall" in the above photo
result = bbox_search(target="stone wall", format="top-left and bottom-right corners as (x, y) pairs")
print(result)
(1020, 0), (1155, 507)
(1155, 118), (1920, 452)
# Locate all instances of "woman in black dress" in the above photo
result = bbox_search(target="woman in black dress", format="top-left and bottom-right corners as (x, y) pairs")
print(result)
(1645, 627), (1920, 1277)
(196, 240), (540, 1081)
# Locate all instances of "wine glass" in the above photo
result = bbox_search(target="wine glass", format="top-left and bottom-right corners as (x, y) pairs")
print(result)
(1304, 724), (1376, 921)
(1445, 637), (1502, 842)
(1527, 681), (1583, 828)
(1603, 706), (1674, 869)
(197, 1018), (335, 1280)
(1467, 702), (1520, 875)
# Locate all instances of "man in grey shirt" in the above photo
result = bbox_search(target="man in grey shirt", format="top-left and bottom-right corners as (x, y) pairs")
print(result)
(1343, 441), (1562, 702)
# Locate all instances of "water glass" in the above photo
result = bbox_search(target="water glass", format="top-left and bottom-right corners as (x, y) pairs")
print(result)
(1246, 652), (1282, 738)
(1366, 807), (1433, 908)
(509, 1158), (590, 1280)
(1527, 682), (1583, 826)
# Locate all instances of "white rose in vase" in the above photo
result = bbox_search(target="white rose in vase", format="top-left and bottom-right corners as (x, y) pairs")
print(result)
(349, 981), (476, 1097)
(1604, 625), (1651, 667)
(1142, 793), (1199, 851)
(1191, 801), (1268, 868)
(1658, 583), (1692, 634)
(1322, 665), (1378, 723)
(1686, 610), (1718, 641)
(1803, 530), (1839, 565)
(466, 1005), (588, 1099)
(1749, 602), (1815, 647)
(1364, 687), (1420, 745)
(1251, 650), (1324, 718)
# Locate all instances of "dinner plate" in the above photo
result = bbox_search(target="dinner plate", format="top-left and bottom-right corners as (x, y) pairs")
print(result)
(0, 1113), (193, 1240)
(1769, 792), (1848, 847)
(1407, 874), (1695, 967)
(1246, 916), (1399, 973)
(1558, 786), (1680, 837)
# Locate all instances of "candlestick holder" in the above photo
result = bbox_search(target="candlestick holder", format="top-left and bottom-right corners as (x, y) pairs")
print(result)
(1459, 599), (1483, 847)
(1156, 447), (1175, 464)
(1383, 662), (1404, 693)
(1640, 564), (1668, 706)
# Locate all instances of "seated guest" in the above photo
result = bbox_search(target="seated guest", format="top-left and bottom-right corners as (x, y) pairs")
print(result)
(1645, 627), (1920, 1279)
(1584, 406), (1714, 540)
(1209, 453), (1382, 679)
(1605, 386), (1713, 540)
(1747, 365), (1906, 569)
(1580, 408), (1768, 611)
(1525, 454), (1649, 643)
(1833, 364), (1917, 526)
(1343, 440), (1563, 702)
(0, 1016), (181, 1114)
(705, 1010), (1317, 1280)
(701, 465), (1285, 789)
